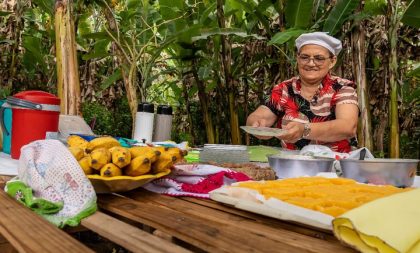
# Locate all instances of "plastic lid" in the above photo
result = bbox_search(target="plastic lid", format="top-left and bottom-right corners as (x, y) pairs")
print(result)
(157, 105), (172, 115)
(14, 90), (60, 105)
(138, 102), (154, 113)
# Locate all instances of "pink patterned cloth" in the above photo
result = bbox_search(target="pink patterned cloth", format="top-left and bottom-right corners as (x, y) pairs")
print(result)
(143, 164), (251, 198)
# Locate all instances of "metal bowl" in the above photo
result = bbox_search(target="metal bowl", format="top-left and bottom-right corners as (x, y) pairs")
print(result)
(339, 158), (419, 187)
(267, 154), (335, 178)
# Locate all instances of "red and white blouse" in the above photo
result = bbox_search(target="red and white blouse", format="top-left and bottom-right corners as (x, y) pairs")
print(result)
(266, 74), (358, 153)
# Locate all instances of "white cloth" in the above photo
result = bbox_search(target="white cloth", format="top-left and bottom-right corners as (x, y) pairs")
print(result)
(16, 139), (97, 227)
(143, 164), (251, 198)
(295, 32), (342, 55)
(299, 145), (374, 174)
(0, 152), (18, 175)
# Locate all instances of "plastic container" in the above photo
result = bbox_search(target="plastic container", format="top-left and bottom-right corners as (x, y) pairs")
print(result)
(58, 114), (95, 143)
(153, 105), (173, 142)
(3, 91), (60, 159)
(0, 100), (12, 154)
(133, 102), (154, 144)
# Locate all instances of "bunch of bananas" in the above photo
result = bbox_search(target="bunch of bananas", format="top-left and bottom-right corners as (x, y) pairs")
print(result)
(67, 135), (187, 177)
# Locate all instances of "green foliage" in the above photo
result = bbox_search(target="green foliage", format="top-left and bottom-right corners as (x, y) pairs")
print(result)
(0, 11), (12, 17)
(401, 0), (420, 28)
(269, 28), (307, 45)
(81, 99), (132, 137)
(81, 102), (114, 135)
(363, 0), (387, 16)
(31, 0), (54, 16)
(407, 63), (420, 77)
(100, 69), (122, 91)
(0, 86), (11, 99)
(1, 0), (418, 156)
(322, 0), (360, 35)
(400, 128), (420, 159)
(113, 97), (133, 138)
(285, 0), (314, 28)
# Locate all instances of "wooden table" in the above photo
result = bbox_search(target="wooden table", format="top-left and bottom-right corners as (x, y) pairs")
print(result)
(97, 189), (356, 253)
(0, 176), (356, 252)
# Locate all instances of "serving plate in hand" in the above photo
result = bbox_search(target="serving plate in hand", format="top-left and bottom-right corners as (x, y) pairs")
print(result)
(240, 126), (287, 137)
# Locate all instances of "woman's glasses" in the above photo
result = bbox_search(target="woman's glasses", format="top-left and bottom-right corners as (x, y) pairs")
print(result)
(297, 54), (332, 65)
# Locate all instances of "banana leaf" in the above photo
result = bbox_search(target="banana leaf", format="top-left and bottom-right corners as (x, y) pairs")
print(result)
(323, 0), (359, 35)
(401, 0), (420, 28)
(285, 0), (314, 28)
(100, 69), (122, 91)
(268, 28), (307, 45)
(248, 146), (281, 162)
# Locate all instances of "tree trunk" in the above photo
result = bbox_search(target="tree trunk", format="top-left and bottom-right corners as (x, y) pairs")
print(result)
(386, 0), (400, 158)
(55, 0), (81, 115)
(216, 0), (240, 145)
(192, 62), (215, 144)
(181, 74), (196, 145)
(351, 15), (373, 150)
(7, 0), (24, 90)
(102, 6), (138, 124)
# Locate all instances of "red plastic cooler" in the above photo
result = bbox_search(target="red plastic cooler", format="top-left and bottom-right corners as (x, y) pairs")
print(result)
(9, 91), (60, 159)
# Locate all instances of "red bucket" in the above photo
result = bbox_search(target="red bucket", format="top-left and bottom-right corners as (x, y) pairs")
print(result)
(8, 91), (60, 159)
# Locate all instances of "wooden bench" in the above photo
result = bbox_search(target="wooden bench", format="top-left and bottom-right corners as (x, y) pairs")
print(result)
(0, 176), (190, 253)
(0, 189), (93, 253)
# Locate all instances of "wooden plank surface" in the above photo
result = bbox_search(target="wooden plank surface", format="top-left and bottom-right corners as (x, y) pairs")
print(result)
(124, 190), (355, 252)
(0, 190), (94, 253)
(82, 211), (191, 253)
(98, 192), (355, 253)
(181, 196), (336, 241)
(129, 190), (335, 241)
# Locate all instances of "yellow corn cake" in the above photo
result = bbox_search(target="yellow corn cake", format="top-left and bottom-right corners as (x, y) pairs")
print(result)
(235, 177), (411, 217)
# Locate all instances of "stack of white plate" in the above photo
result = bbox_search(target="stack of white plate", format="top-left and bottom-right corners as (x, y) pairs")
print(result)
(199, 144), (250, 164)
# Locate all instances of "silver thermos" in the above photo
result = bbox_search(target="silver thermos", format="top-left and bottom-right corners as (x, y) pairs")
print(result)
(133, 102), (154, 143)
(153, 105), (173, 142)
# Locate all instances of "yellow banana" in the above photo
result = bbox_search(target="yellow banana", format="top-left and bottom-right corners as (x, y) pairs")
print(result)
(86, 136), (121, 153)
(100, 163), (122, 177)
(68, 146), (85, 161)
(152, 146), (169, 155)
(89, 148), (111, 170)
(151, 152), (177, 174)
(78, 156), (93, 175)
(109, 146), (131, 168)
(166, 147), (188, 162)
(125, 155), (152, 176)
(67, 135), (88, 150)
(129, 146), (161, 162)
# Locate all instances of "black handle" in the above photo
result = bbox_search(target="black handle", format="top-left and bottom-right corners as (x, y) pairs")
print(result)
(359, 148), (367, 160)
(6, 96), (42, 110)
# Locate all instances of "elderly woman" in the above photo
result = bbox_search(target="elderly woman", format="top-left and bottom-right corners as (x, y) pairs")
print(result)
(246, 32), (358, 153)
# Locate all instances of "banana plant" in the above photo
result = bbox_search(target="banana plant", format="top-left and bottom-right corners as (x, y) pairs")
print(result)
(270, 0), (360, 46)
(55, 0), (81, 115)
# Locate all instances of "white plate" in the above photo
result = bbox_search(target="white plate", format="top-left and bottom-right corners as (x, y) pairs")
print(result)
(240, 126), (287, 137)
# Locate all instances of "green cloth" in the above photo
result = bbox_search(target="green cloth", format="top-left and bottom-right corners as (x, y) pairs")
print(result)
(5, 180), (63, 215)
(248, 145), (280, 162)
(185, 150), (200, 163)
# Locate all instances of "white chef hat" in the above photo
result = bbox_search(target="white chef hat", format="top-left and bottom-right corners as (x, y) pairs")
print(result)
(295, 32), (342, 56)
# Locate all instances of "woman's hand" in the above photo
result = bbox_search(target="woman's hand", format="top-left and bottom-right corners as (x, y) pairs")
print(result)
(246, 105), (278, 140)
(248, 120), (273, 140)
(277, 122), (305, 143)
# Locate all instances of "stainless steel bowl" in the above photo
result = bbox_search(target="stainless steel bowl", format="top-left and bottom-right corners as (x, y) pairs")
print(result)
(267, 154), (335, 178)
(339, 158), (419, 187)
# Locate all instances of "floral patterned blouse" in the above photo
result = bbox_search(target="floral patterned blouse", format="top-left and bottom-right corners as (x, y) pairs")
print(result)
(265, 74), (358, 153)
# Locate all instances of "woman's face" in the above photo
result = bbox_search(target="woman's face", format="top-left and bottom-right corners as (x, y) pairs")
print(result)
(297, 44), (337, 85)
